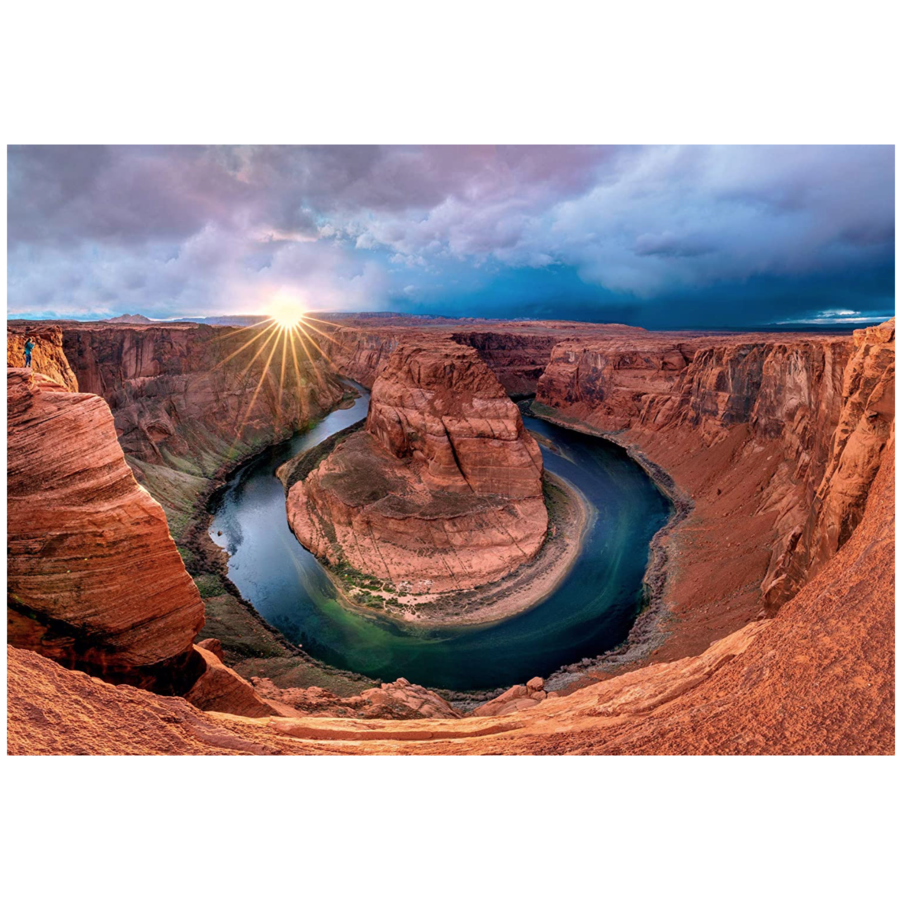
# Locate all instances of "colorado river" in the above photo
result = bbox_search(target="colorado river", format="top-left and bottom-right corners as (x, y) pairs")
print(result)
(209, 383), (671, 691)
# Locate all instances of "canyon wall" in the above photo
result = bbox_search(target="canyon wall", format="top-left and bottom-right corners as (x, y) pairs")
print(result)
(6, 326), (78, 390)
(534, 322), (894, 636)
(284, 339), (548, 594)
(762, 320), (895, 609)
(56, 324), (348, 534)
(7, 367), (205, 691)
(328, 326), (403, 388)
(445, 331), (556, 396)
(327, 319), (646, 395)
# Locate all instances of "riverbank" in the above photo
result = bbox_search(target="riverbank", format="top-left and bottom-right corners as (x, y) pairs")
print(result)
(172, 388), (384, 698)
(313, 470), (592, 627)
(527, 402), (691, 690)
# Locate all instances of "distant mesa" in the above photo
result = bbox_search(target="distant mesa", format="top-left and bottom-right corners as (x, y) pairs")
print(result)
(103, 313), (155, 324)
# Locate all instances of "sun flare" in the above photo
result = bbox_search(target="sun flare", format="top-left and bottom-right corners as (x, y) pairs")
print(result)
(267, 297), (307, 330)
(272, 306), (304, 331)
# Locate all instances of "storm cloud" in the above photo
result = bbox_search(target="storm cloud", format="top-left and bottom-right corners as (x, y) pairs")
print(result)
(7, 145), (894, 326)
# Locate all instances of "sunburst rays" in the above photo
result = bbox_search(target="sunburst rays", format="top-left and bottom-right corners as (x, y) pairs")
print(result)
(215, 312), (342, 455)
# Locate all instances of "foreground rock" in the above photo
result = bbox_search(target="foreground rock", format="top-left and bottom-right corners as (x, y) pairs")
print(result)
(250, 676), (463, 720)
(283, 339), (548, 595)
(359, 678), (462, 718)
(185, 644), (302, 718)
(471, 676), (554, 717)
(6, 646), (280, 756)
(7, 368), (205, 691)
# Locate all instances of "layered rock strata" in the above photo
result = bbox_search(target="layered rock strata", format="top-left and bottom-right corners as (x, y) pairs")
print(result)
(533, 321), (894, 655)
(6, 368), (205, 691)
(51, 323), (348, 534)
(762, 319), (895, 610)
(284, 339), (548, 594)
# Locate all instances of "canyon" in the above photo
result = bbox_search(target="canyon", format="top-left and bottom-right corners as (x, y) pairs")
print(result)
(6, 315), (895, 754)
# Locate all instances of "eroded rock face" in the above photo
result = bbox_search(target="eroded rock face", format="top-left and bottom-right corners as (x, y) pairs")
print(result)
(534, 326), (893, 633)
(57, 323), (348, 534)
(6, 645), (281, 756)
(6, 326), (78, 390)
(329, 327), (403, 388)
(471, 677), (551, 717)
(285, 339), (548, 593)
(358, 678), (462, 719)
(763, 319), (895, 610)
(6, 368), (205, 691)
(448, 332), (558, 397)
(185, 645), (299, 718)
(327, 318), (646, 394)
(367, 342), (545, 498)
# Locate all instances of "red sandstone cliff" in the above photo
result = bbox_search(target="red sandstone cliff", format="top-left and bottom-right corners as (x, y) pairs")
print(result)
(56, 323), (348, 533)
(284, 340), (548, 594)
(762, 319), (894, 609)
(448, 331), (558, 396)
(533, 322), (894, 648)
(327, 319), (646, 395)
(7, 367), (205, 690)
(6, 326), (78, 390)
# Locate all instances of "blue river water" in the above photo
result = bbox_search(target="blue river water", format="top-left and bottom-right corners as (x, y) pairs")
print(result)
(209, 385), (671, 691)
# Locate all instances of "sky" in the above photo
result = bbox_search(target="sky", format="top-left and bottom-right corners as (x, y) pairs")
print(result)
(7, 145), (895, 328)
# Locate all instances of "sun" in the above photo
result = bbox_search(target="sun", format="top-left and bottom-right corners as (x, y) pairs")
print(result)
(272, 307), (304, 329)
(267, 297), (306, 330)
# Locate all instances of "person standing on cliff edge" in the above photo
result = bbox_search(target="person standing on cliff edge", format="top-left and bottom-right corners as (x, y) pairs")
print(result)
(23, 337), (35, 367)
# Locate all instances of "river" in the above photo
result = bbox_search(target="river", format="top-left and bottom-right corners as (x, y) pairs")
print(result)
(208, 383), (671, 691)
